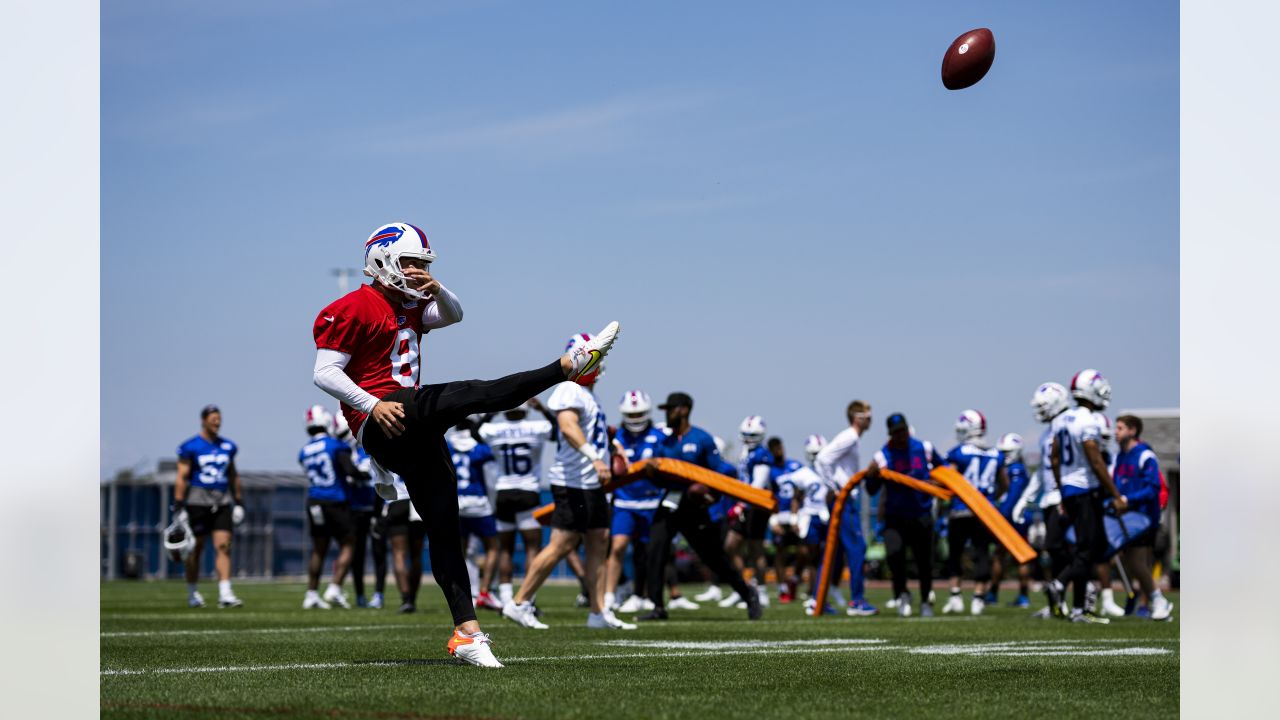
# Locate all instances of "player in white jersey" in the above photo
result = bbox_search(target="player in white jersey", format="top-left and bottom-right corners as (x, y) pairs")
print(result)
(477, 399), (555, 608)
(1018, 382), (1071, 617)
(813, 400), (878, 616)
(504, 333), (634, 630)
(1046, 369), (1127, 623)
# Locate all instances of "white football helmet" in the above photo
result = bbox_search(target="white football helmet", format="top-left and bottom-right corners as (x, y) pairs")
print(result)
(333, 410), (351, 441)
(305, 405), (333, 434)
(1071, 369), (1112, 409)
(954, 409), (987, 443)
(1030, 381), (1070, 422)
(997, 432), (1024, 463)
(1097, 413), (1113, 442)
(618, 390), (652, 432)
(564, 333), (603, 384)
(739, 415), (767, 449)
(363, 222), (437, 300)
(164, 516), (195, 562)
(713, 435), (726, 455)
(803, 434), (827, 465)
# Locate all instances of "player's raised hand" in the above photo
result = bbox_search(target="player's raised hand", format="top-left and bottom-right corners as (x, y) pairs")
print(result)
(372, 400), (406, 437)
(402, 266), (442, 298)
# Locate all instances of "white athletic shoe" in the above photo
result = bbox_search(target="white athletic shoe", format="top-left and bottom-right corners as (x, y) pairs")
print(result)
(502, 601), (549, 630)
(884, 595), (900, 610)
(369, 592), (384, 609)
(588, 611), (637, 630)
(942, 594), (964, 614)
(1100, 589), (1126, 618)
(448, 630), (504, 668)
(303, 591), (331, 610)
(970, 596), (985, 616)
(323, 585), (351, 609)
(188, 591), (206, 608)
(218, 594), (244, 609)
(897, 592), (913, 618)
(756, 586), (770, 607)
(566, 321), (620, 382)
(1150, 595), (1174, 621)
(695, 585), (724, 603)
(718, 591), (743, 608)
(668, 596), (700, 611)
(616, 595), (651, 613)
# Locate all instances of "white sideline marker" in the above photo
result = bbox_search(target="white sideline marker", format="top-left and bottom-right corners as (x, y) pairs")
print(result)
(101, 624), (422, 638)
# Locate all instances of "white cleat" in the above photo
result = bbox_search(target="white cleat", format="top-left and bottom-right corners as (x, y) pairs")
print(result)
(884, 596), (900, 610)
(188, 591), (206, 608)
(694, 585), (724, 603)
(756, 587), (770, 607)
(942, 594), (964, 614)
(588, 611), (637, 630)
(448, 630), (504, 668)
(218, 594), (244, 609)
(323, 585), (351, 609)
(897, 593), (913, 618)
(617, 595), (653, 613)
(668, 596), (700, 611)
(970, 596), (985, 616)
(566, 321), (619, 383)
(369, 592), (384, 609)
(1100, 590), (1126, 618)
(718, 591), (743, 608)
(502, 601), (549, 630)
(1150, 596), (1174, 621)
(303, 592), (331, 610)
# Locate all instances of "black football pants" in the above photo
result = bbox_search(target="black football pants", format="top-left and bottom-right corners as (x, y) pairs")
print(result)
(362, 361), (565, 625)
(1057, 491), (1107, 610)
(884, 515), (934, 604)
(646, 497), (752, 610)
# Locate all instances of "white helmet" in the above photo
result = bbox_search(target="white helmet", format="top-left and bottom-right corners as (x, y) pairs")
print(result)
(1031, 382), (1070, 422)
(618, 390), (652, 433)
(803, 434), (827, 465)
(1097, 413), (1113, 442)
(163, 517), (195, 562)
(564, 333), (603, 384)
(954, 409), (987, 443)
(363, 222), (437, 300)
(739, 415), (767, 449)
(333, 411), (351, 441)
(997, 432), (1024, 463)
(305, 405), (333, 434)
(1071, 369), (1112, 409)
(713, 435), (726, 455)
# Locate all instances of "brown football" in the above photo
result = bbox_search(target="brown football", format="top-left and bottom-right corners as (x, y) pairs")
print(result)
(941, 28), (995, 90)
(611, 454), (629, 478)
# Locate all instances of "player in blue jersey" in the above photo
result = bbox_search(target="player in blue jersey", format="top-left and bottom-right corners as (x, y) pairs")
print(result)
(637, 393), (761, 621)
(298, 406), (369, 609)
(941, 410), (1007, 615)
(990, 433), (1033, 608)
(764, 438), (804, 604)
(866, 413), (947, 618)
(604, 390), (668, 614)
(719, 416), (773, 609)
(173, 404), (245, 609)
(448, 421), (501, 611)
(335, 412), (388, 609)
(1113, 415), (1173, 620)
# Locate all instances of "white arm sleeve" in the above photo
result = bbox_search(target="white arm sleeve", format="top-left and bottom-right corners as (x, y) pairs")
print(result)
(422, 284), (463, 329)
(313, 349), (380, 415)
(751, 463), (773, 490)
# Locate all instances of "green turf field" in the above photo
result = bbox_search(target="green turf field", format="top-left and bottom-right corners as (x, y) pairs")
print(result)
(101, 581), (1178, 719)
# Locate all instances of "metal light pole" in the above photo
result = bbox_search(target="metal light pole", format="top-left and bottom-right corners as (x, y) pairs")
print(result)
(331, 268), (362, 294)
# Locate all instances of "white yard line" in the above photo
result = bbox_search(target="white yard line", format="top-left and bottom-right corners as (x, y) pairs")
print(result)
(101, 624), (422, 638)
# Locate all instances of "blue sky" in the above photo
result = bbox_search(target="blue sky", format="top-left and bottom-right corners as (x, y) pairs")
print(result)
(102, 2), (1177, 475)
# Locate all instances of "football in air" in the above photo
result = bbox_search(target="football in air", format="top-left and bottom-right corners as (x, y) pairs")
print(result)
(941, 28), (996, 90)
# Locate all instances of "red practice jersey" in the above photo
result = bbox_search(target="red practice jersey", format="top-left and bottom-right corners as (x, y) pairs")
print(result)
(314, 284), (425, 435)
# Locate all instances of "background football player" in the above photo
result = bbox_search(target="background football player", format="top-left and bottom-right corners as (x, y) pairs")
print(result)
(606, 390), (666, 614)
(719, 416), (772, 609)
(942, 410), (1007, 615)
(335, 411), (387, 609)
(813, 400), (877, 616)
(173, 404), (244, 609)
(298, 405), (367, 610)
(1020, 382), (1072, 618)
(991, 433), (1033, 608)
(447, 420), (501, 611)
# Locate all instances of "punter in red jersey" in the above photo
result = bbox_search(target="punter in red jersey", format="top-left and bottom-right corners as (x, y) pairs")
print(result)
(312, 221), (620, 668)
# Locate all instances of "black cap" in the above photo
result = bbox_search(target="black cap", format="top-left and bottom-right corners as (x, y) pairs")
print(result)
(658, 392), (693, 410)
(886, 412), (909, 433)
(200, 404), (221, 419)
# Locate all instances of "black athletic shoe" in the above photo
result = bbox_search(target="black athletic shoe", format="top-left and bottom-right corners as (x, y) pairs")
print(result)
(636, 608), (669, 621)
(746, 596), (763, 621)
(398, 602), (416, 614)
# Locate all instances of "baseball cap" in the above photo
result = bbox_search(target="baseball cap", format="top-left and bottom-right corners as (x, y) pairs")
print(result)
(886, 412), (909, 433)
(658, 392), (693, 411)
(200, 404), (221, 419)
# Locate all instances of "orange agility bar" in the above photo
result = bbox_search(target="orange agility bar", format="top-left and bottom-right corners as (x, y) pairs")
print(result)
(929, 466), (1036, 564)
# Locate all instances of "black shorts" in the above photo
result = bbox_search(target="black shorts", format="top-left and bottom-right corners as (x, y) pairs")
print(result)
(744, 507), (771, 540)
(307, 500), (354, 540)
(495, 489), (542, 530)
(187, 504), (232, 536)
(550, 485), (609, 533)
